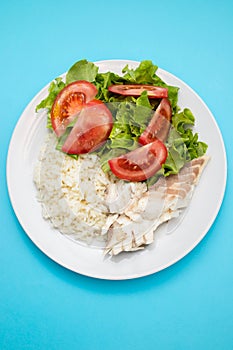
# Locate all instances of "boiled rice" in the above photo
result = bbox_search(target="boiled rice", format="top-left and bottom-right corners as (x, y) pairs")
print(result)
(33, 132), (112, 244)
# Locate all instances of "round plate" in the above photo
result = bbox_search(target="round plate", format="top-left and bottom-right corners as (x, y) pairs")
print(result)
(7, 60), (227, 280)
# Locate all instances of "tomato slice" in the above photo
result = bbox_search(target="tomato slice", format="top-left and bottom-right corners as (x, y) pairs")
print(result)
(139, 98), (172, 145)
(62, 101), (113, 154)
(108, 140), (167, 182)
(51, 81), (98, 137)
(108, 84), (168, 98)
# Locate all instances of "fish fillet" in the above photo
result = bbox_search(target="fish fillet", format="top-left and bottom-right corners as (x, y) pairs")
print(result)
(104, 155), (209, 256)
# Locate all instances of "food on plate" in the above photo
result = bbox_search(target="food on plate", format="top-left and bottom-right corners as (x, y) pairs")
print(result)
(33, 133), (111, 242)
(108, 139), (167, 182)
(34, 59), (209, 256)
(51, 80), (98, 137)
(139, 98), (172, 144)
(108, 84), (168, 98)
(62, 100), (113, 154)
(105, 155), (209, 255)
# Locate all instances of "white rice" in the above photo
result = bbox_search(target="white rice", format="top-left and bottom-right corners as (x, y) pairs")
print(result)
(33, 132), (112, 245)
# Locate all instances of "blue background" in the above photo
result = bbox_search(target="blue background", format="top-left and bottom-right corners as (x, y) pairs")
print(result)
(1, 1), (232, 349)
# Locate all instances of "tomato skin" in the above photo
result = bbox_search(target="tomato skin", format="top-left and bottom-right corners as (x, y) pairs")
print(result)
(108, 140), (167, 182)
(62, 101), (113, 154)
(139, 98), (172, 145)
(108, 84), (168, 98)
(85, 99), (103, 107)
(51, 81), (98, 137)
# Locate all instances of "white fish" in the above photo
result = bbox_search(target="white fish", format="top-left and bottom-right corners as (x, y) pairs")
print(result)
(104, 156), (209, 255)
(105, 180), (133, 214)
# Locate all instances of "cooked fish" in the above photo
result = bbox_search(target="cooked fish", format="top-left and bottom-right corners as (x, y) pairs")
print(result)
(104, 155), (209, 256)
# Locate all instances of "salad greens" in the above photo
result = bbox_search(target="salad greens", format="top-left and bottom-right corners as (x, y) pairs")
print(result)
(36, 77), (65, 129)
(66, 60), (98, 85)
(36, 59), (207, 182)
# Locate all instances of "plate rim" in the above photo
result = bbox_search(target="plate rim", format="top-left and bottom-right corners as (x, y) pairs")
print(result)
(6, 59), (227, 280)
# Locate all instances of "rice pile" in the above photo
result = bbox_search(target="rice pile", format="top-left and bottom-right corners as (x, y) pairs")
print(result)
(33, 132), (112, 244)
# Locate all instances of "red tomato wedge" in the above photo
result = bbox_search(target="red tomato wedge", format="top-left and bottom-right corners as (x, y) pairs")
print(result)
(139, 98), (172, 145)
(51, 81), (98, 137)
(108, 140), (167, 182)
(108, 84), (168, 98)
(62, 101), (113, 154)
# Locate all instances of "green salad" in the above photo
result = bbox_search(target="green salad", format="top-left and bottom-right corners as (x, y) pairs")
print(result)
(36, 59), (207, 185)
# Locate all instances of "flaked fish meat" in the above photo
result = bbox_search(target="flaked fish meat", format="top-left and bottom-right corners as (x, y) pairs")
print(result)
(104, 156), (209, 255)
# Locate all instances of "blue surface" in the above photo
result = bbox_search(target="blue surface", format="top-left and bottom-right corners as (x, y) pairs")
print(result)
(1, 1), (232, 349)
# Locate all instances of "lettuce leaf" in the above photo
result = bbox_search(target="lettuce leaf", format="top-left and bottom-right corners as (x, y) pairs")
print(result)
(66, 59), (98, 84)
(36, 77), (66, 130)
(122, 60), (159, 84)
(163, 109), (208, 176)
(95, 71), (124, 102)
(36, 77), (66, 113)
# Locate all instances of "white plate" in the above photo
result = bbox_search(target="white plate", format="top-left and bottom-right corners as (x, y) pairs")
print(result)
(7, 60), (227, 280)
